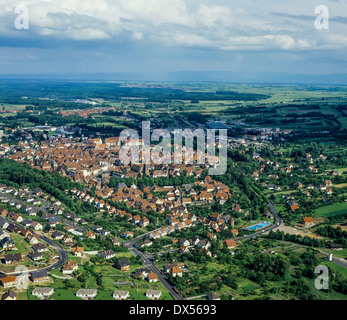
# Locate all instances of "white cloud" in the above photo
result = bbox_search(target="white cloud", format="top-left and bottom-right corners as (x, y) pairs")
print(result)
(196, 4), (233, 28)
(131, 30), (144, 41)
(0, 0), (346, 52)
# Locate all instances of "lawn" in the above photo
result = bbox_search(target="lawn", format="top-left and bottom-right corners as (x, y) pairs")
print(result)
(313, 203), (347, 218)
(321, 261), (347, 279)
(18, 291), (29, 300)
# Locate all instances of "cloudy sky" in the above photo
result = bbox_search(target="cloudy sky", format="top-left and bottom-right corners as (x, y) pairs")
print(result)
(0, 0), (346, 77)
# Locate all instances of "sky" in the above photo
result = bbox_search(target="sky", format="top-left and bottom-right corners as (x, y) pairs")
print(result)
(0, 0), (347, 79)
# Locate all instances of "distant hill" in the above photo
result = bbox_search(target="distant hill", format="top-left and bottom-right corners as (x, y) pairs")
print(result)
(0, 71), (347, 85)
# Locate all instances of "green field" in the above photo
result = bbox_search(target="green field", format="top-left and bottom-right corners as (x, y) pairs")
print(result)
(322, 261), (347, 279)
(313, 203), (347, 218)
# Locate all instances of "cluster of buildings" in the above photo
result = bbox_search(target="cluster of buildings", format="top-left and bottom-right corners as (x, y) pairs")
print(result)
(60, 106), (116, 118)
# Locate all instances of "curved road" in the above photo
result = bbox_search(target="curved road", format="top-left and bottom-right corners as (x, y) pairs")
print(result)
(234, 201), (283, 242)
(0, 218), (68, 276)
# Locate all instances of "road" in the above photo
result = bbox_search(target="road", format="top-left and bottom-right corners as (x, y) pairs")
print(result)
(0, 218), (68, 276)
(124, 235), (185, 300)
(122, 200), (284, 301)
(234, 201), (283, 242)
(332, 256), (347, 269)
(128, 246), (185, 300)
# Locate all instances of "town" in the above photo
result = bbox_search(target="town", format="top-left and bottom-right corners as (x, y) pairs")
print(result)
(0, 81), (346, 301)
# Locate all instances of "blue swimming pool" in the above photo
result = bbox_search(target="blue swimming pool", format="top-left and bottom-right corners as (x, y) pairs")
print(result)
(245, 221), (271, 231)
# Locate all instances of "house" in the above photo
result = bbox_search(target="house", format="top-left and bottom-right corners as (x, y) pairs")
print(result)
(4, 253), (21, 264)
(22, 219), (33, 228)
(210, 212), (220, 221)
(92, 225), (103, 232)
(116, 259), (130, 271)
(293, 181), (303, 188)
(231, 229), (239, 236)
(0, 219), (9, 230)
(0, 229), (6, 240)
(266, 184), (276, 190)
(135, 239), (153, 248)
(147, 272), (158, 283)
(179, 238), (190, 247)
(43, 225), (55, 234)
(197, 239), (211, 250)
(325, 188), (333, 195)
(199, 247), (212, 257)
(2, 289), (18, 300)
(86, 231), (96, 239)
(206, 292), (220, 300)
(146, 289), (161, 300)
(61, 233), (74, 246)
(183, 220), (192, 228)
(120, 231), (133, 239)
(171, 266), (183, 277)
(78, 219), (88, 226)
(6, 222), (22, 233)
(72, 246), (84, 257)
(28, 251), (43, 261)
(62, 260), (78, 275)
(190, 235), (200, 246)
(31, 270), (49, 283)
(111, 237), (120, 246)
(76, 289), (98, 300)
(199, 191), (213, 202)
(302, 217), (314, 228)
(131, 215), (141, 224)
(0, 207), (8, 217)
(98, 250), (115, 259)
(1, 237), (17, 251)
(42, 213), (53, 220)
(47, 216), (60, 226)
(113, 290), (130, 300)
(25, 233), (40, 245)
(100, 229), (111, 236)
(11, 214), (23, 223)
(325, 180), (333, 187)
(329, 170), (340, 176)
(149, 230), (160, 240)
(207, 233), (217, 240)
(32, 287), (54, 299)
(20, 228), (32, 238)
(290, 204), (299, 212)
(182, 198), (192, 205)
(166, 225), (175, 234)
(317, 184), (327, 191)
(51, 231), (64, 240)
(179, 246), (189, 254)
(158, 227), (167, 237)
(26, 208), (37, 216)
(224, 239), (236, 249)
(32, 243), (47, 252)
(133, 267), (150, 280)
(139, 216), (149, 228)
(0, 276), (18, 288)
